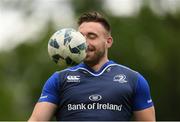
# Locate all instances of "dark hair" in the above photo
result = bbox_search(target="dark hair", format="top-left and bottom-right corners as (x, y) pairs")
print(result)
(78, 11), (111, 34)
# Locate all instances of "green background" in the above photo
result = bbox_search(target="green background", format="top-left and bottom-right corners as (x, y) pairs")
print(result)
(0, 0), (180, 120)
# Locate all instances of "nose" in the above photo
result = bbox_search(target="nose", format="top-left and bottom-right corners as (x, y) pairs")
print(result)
(83, 35), (90, 46)
(86, 39), (90, 47)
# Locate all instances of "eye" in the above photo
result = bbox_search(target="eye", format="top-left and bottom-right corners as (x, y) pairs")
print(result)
(86, 33), (97, 40)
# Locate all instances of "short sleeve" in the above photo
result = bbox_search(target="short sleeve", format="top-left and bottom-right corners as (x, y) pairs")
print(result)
(133, 73), (154, 111)
(38, 72), (60, 105)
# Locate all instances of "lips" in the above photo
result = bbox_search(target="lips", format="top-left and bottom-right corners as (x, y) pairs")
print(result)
(87, 46), (95, 52)
(87, 49), (93, 52)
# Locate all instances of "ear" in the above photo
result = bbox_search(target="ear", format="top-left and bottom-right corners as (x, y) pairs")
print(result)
(106, 36), (113, 48)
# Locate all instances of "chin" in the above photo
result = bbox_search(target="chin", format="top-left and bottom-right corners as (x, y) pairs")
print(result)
(84, 58), (91, 63)
(84, 53), (93, 61)
(84, 57), (94, 63)
(84, 56), (99, 65)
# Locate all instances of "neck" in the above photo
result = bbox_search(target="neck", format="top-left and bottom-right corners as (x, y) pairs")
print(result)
(85, 57), (109, 72)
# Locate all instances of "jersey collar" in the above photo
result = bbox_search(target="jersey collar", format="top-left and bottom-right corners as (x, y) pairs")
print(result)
(81, 60), (114, 74)
(69, 60), (117, 76)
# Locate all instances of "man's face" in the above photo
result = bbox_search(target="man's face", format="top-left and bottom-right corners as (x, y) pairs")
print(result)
(78, 22), (112, 64)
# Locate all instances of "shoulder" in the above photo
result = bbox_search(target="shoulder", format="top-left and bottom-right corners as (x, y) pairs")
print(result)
(56, 64), (83, 75)
(111, 61), (138, 77)
(52, 64), (83, 81)
(110, 61), (143, 89)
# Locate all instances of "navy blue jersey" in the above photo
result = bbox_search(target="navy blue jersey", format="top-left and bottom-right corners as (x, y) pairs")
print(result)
(39, 60), (153, 121)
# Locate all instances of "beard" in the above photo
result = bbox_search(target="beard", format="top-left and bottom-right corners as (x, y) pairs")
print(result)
(84, 45), (106, 66)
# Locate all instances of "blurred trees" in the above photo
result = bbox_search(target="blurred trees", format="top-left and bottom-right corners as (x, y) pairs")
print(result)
(109, 8), (180, 120)
(0, 0), (180, 120)
(0, 22), (60, 120)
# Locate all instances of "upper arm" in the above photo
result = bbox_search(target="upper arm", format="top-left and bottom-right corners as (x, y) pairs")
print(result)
(133, 73), (155, 120)
(39, 72), (61, 104)
(29, 102), (58, 121)
(133, 106), (156, 121)
(29, 72), (61, 121)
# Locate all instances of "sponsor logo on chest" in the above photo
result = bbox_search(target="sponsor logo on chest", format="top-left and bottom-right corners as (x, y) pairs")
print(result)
(89, 94), (102, 101)
(67, 94), (123, 111)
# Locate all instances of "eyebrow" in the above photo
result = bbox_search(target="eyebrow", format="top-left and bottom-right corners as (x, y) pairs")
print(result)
(80, 32), (98, 38)
(86, 32), (97, 36)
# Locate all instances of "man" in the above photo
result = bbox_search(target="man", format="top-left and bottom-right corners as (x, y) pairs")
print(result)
(29, 11), (155, 121)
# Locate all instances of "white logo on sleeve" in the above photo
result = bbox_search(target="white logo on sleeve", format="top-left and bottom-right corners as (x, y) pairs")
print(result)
(113, 74), (128, 83)
(40, 94), (48, 99)
(67, 75), (80, 82)
(147, 99), (152, 103)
